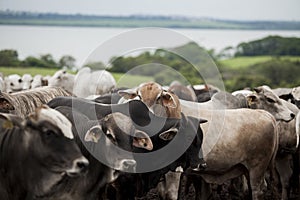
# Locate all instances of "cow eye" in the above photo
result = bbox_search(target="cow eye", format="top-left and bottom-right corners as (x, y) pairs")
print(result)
(42, 127), (56, 136)
(18, 79), (22, 83)
(266, 97), (275, 103)
(46, 130), (54, 136)
(10, 83), (14, 86)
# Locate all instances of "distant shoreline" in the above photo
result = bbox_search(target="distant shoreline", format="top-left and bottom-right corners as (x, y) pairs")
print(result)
(1, 11), (300, 30)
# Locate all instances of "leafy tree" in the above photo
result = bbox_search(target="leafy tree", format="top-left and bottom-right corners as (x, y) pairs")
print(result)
(59, 55), (76, 69)
(235, 36), (300, 56)
(40, 54), (57, 68)
(22, 54), (59, 68)
(0, 49), (19, 66)
(22, 56), (49, 68)
(84, 61), (106, 70)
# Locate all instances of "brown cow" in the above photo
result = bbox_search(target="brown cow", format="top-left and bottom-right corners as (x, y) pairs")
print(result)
(118, 82), (181, 119)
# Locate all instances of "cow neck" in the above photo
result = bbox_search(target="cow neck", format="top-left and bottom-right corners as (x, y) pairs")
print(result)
(68, 118), (116, 197)
(0, 126), (34, 199)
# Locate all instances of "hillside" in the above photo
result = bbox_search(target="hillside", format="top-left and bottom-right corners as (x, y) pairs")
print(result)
(1, 11), (300, 30)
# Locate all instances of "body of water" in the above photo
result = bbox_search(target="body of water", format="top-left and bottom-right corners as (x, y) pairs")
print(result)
(0, 25), (300, 66)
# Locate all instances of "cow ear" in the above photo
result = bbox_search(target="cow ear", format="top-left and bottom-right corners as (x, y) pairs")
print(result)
(159, 127), (178, 141)
(0, 114), (14, 130)
(0, 98), (15, 111)
(160, 91), (177, 108)
(84, 125), (103, 143)
(199, 118), (208, 124)
(246, 94), (258, 106)
(254, 87), (262, 94)
(133, 130), (153, 150)
(118, 88), (138, 100)
(254, 86), (271, 94)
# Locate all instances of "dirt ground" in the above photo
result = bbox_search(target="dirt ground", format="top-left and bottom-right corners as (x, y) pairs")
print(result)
(138, 177), (300, 200)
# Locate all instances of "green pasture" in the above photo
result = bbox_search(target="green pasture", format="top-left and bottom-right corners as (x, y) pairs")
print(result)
(219, 56), (300, 69)
(0, 67), (59, 76)
(112, 73), (153, 87)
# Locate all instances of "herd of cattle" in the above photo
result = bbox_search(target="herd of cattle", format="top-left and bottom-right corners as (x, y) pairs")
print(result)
(0, 68), (300, 200)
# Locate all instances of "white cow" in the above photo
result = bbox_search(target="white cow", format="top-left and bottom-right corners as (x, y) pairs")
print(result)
(291, 86), (300, 108)
(31, 74), (43, 89)
(291, 86), (300, 101)
(232, 89), (253, 96)
(48, 70), (75, 93)
(4, 74), (23, 93)
(73, 67), (116, 98)
(180, 105), (279, 200)
(21, 74), (33, 90)
(180, 86), (299, 199)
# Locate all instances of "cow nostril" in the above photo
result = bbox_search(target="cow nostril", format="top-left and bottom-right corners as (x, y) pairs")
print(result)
(76, 160), (89, 171)
(291, 113), (295, 119)
(73, 157), (89, 173)
(66, 157), (89, 177)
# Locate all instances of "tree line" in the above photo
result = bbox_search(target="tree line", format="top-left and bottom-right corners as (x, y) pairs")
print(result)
(0, 49), (76, 69)
(109, 41), (300, 91)
(235, 36), (300, 56)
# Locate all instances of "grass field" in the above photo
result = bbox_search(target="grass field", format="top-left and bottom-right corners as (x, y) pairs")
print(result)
(112, 73), (153, 87)
(219, 56), (300, 69)
(0, 67), (153, 88)
(0, 67), (61, 77)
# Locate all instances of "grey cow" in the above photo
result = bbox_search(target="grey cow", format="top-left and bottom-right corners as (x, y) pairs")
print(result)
(0, 86), (72, 118)
(0, 105), (88, 200)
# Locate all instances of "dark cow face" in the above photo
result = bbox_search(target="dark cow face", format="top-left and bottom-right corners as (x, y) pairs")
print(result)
(247, 86), (295, 122)
(159, 115), (207, 170)
(83, 112), (153, 172)
(26, 105), (89, 177)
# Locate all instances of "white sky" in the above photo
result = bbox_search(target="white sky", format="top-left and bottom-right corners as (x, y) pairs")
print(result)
(0, 0), (299, 21)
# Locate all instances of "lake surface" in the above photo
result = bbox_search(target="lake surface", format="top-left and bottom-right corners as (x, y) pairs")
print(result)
(0, 25), (299, 66)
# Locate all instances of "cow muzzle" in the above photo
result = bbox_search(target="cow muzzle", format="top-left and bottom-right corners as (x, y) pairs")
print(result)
(119, 159), (137, 172)
(281, 112), (295, 122)
(192, 159), (207, 172)
(66, 156), (89, 177)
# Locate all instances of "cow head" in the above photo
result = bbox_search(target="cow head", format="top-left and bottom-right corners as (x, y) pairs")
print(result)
(22, 74), (33, 90)
(118, 82), (181, 118)
(247, 85), (295, 122)
(26, 105), (89, 177)
(83, 112), (153, 173)
(48, 70), (74, 92)
(0, 93), (14, 113)
(0, 106), (89, 198)
(5, 74), (23, 93)
(292, 86), (300, 101)
(292, 86), (300, 108)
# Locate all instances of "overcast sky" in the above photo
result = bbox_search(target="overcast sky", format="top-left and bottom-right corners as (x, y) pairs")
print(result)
(0, 0), (299, 21)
